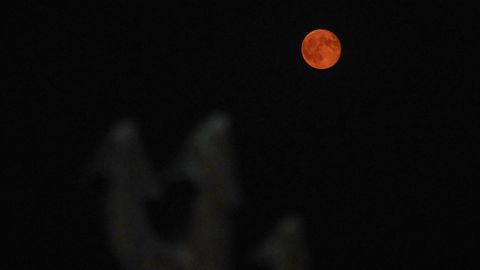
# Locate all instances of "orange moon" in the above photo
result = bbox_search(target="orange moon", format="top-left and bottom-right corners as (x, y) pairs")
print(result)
(301, 29), (341, 69)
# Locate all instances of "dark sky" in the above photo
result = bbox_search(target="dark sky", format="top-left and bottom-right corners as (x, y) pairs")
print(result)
(7, 1), (477, 269)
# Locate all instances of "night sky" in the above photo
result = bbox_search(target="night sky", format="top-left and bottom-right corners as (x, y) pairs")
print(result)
(7, 1), (477, 269)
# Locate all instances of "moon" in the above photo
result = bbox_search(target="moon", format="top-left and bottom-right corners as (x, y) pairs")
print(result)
(301, 29), (341, 69)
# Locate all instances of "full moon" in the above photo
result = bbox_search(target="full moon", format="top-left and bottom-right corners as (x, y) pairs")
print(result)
(301, 29), (341, 69)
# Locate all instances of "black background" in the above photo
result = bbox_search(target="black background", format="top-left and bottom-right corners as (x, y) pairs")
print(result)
(6, 1), (477, 269)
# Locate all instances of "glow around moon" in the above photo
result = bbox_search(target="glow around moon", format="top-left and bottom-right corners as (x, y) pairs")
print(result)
(301, 29), (341, 69)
